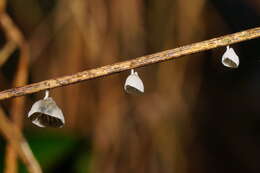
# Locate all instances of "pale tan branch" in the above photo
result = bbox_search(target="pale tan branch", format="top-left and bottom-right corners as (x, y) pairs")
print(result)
(0, 41), (17, 66)
(0, 5), (19, 67)
(0, 107), (42, 173)
(0, 13), (24, 45)
(0, 27), (259, 101)
(0, 10), (31, 173)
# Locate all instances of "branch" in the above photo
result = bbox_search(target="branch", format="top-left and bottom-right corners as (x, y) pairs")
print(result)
(0, 27), (260, 101)
(0, 0), (17, 67)
(0, 40), (16, 66)
(0, 11), (30, 173)
(0, 107), (42, 173)
(0, 1), (40, 173)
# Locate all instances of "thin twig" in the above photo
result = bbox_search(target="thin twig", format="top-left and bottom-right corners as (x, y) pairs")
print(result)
(0, 107), (42, 173)
(0, 27), (259, 101)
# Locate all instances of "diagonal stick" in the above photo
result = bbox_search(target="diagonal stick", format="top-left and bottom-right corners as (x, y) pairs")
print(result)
(0, 27), (259, 101)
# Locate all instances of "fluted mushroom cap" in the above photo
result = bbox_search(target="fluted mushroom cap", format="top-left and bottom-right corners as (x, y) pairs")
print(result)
(28, 97), (65, 128)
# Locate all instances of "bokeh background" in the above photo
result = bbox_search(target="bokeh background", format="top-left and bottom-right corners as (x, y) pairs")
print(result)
(0, 0), (260, 172)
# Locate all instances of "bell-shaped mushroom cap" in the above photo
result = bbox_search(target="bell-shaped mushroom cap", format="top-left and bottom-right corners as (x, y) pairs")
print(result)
(222, 47), (239, 68)
(28, 97), (65, 128)
(124, 72), (144, 95)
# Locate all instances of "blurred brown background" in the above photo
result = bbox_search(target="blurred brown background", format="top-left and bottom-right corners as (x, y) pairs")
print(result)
(0, 0), (260, 172)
